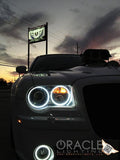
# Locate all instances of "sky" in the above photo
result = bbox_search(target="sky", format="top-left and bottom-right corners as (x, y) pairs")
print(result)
(0, 0), (120, 81)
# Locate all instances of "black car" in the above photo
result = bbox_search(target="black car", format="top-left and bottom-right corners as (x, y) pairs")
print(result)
(11, 49), (120, 160)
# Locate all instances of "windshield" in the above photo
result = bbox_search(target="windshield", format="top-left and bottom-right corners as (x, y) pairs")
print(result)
(30, 54), (83, 72)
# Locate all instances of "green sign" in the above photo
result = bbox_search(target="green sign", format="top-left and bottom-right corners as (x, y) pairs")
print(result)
(29, 25), (46, 43)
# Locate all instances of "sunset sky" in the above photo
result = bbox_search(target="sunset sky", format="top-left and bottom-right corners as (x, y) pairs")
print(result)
(0, 0), (120, 82)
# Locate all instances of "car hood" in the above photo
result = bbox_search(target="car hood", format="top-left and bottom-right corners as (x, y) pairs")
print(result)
(12, 66), (120, 99)
(30, 66), (120, 85)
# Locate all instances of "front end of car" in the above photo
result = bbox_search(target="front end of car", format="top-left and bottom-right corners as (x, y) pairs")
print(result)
(11, 68), (120, 160)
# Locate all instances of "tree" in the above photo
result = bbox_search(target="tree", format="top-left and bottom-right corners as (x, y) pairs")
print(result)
(0, 78), (7, 88)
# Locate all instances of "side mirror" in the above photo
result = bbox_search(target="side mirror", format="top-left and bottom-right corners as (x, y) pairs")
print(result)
(16, 66), (27, 74)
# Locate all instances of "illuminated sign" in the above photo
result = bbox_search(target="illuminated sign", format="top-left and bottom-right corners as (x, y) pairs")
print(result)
(28, 25), (46, 43)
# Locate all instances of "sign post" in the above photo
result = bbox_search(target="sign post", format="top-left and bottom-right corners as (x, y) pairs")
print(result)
(28, 22), (48, 70)
(28, 28), (30, 70)
(46, 22), (48, 55)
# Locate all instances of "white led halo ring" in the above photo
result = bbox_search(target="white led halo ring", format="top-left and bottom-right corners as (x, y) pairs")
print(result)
(27, 86), (49, 110)
(34, 145), (51, 160)
(51, 85), (71, 106)
(66, 87), (74, 106)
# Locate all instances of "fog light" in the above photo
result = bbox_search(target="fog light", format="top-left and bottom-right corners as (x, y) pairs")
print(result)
(33, 145), (54, 160)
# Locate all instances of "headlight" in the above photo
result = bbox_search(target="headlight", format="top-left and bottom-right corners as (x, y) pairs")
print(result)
(51, 85), (71, 106)
(27, 85), (75, 112)
(27, 86), (49, 111)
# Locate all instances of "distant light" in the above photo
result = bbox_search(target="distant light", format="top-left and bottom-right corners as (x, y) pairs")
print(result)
(17, 119), (22, 124)
(52, 86), (68, 94)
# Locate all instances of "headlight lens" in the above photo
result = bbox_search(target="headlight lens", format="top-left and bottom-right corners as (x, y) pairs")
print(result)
(27, 85), (75, 112)
(51, 86), (71, 106)
(27, 86), (49, 111)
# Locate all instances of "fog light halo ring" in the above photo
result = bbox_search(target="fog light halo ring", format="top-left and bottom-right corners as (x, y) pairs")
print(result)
(34, 145), (54, 160)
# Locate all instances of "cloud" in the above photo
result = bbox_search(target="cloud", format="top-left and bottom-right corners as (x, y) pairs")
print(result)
(0, 44), (11, 59)
(0, 43), (7, 52)
(55, 36), (77, 53)
(55, 8), (120, 53)
(0, 1), (49, 41)
(0, 12), (49, 42)
(7, 57), (27, 66)
(10, 71), (18, 76)
(0, 54), (27, 66)
(0, 0), (15, 27)
(0, 44), (27, 66)
(69, 8), (80, 14)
